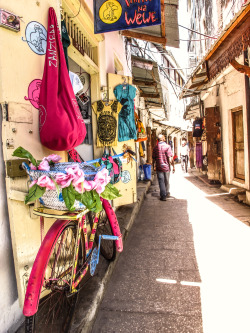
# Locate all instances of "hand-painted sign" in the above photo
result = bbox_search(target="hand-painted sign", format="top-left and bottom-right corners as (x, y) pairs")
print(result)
(94, 0), (161, 34)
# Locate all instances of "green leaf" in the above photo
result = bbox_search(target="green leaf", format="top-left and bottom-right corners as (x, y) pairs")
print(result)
(62, 184), (76, 211)
(12, 146), (38, 166)
(100, 183), (122, 200)
(75, 190), (102, 213)
(25, 184), (46, 204)
(92, 190), (103, 213)
(77, 191), (96, 210)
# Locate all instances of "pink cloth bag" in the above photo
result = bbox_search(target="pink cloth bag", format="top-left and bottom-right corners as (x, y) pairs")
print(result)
(39, 7), (86, 151)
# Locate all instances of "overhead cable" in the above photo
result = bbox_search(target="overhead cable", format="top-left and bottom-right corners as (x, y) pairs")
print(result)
(178, 24), (218, 39)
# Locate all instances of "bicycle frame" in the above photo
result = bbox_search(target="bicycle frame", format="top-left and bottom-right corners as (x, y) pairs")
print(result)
(23, 199), (123, 317)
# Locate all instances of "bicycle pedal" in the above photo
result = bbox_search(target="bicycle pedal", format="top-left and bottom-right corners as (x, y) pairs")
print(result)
(101, 235), (119, 240)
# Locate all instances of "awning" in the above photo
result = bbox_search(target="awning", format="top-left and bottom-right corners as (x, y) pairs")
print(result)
(121, 0), (179, 48)
(132, 55), (164, 108)
(183, 101), (201, 120)
(153, 119), (187, 135)
(180, 3), (250, 99)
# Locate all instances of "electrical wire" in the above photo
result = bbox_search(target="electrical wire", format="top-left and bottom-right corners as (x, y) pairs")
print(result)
(130, 43), (198, 70)
(178, 24), (218, 39)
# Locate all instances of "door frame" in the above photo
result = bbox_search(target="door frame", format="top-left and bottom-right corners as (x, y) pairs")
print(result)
(231, 106), (245, 181)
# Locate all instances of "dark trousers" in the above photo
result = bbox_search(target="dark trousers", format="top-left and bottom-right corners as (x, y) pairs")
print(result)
(157, 171), (170, 199)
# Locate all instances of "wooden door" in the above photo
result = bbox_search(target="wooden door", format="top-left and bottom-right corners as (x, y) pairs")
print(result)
(232, 108), (245, 180)
(107, 73), (137, 207)
(206, 107), (222, 181)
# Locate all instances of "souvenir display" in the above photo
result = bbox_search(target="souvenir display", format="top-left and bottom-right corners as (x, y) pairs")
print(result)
(134, 112), (147, 142)
(61, 19), (70, 70)
(193, 118), (203, 137)
(92, 100), (122, 147)
(114, 84), (137, 142)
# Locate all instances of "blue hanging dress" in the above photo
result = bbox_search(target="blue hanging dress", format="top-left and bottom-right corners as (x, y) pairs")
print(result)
(114, 84), (137, 142)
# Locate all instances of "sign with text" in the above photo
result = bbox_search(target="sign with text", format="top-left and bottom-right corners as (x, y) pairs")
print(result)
(94, 0), (161, 34)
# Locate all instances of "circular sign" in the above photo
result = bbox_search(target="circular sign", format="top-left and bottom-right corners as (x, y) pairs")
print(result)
(99, 0), (122, 25)
(23, 21), (47, 55)
(121, 170), (131, 184)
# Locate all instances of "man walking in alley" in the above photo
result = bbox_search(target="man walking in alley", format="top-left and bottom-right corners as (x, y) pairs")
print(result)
(152, 133), (175, 201)
(180, 137), (189, 173)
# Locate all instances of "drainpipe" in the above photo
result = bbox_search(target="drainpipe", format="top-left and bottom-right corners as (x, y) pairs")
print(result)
(244, 49), (250, 189)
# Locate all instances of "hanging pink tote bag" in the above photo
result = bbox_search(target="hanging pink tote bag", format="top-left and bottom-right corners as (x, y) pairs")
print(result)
(39, 7), (86, 151)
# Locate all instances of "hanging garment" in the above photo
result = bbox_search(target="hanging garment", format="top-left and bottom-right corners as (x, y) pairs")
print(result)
(139, 141), (144, 157)
(69, 71), (83, 95)
(39, 8), (86, 151)
(196, 142), (203, 168)
(134, 112), (147, 142)
(61, 20), (70, 71)
(92, 100), (122, 147)
(193, 118), (203, 137)
(114, 84), (137, 142)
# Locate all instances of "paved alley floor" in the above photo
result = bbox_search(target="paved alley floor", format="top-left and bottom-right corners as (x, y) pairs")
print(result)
(92, 166), (250, 333)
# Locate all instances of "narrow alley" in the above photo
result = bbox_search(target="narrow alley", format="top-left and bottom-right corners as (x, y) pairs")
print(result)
(92, 166), (250, 333)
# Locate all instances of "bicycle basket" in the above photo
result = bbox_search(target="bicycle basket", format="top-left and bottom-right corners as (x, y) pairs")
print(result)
(23, 162), (104, 211)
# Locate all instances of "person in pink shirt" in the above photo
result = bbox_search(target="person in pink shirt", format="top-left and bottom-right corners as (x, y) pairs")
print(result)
(152, 134), (175, 201)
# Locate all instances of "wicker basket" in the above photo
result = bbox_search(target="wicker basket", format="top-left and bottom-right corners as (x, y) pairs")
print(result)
(23, 162), (103, 211)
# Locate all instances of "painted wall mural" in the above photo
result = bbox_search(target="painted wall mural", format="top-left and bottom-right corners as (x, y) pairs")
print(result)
(24, 79), (42, 109)
(22, 21), (47, 55)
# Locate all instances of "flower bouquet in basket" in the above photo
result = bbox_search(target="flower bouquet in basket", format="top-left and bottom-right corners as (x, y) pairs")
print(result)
(12, 147), (121, 213)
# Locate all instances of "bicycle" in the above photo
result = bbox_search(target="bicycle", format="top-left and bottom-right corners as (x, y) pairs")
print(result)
(21, 153), (126, 333)
(181, 155), (188, 173)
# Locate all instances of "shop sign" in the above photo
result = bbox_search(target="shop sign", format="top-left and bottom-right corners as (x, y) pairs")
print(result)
(94, 0), (161, 34)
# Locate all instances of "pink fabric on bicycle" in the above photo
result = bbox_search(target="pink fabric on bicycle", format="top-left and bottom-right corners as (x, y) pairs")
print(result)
(39, 7), (86, 151)
(108, 156), (119, 174)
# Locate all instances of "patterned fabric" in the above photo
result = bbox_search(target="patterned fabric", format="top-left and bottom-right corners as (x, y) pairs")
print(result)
(92, 100), (122, 147)
(114, 84), (137, 142)
(152, 142), (173, 172)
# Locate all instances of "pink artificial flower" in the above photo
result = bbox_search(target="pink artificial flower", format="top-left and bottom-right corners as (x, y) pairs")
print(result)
(94, 182), (106, 194)
(94, 168), (111, 187)
(74, 182), (84, 194)
(65, 165), (85, 192)
(46, 154), (62, 163)
(38, 158), (50, 171)
(29, 180), (37, 188)
(37, 175), (56, 190)
(83, 180), (95, 191)
(55, 172), (74, 188)
(30, 163), (37, 170)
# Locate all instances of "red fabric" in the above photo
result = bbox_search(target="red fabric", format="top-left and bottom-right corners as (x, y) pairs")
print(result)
(39, 7), (86, 151)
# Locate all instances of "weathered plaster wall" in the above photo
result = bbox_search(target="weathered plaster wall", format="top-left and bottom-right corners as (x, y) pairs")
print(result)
(201, 57), (249, 189)
(0, 0), (61, 331)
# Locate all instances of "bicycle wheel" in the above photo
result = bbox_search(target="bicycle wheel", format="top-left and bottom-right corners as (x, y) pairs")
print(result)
(88, 209), (116, 261)
(25, 222), (84, 333)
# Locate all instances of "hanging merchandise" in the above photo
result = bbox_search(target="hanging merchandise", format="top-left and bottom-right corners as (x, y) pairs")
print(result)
(39, 7), (86, 151)
(196, 142), (203, 168)
(61, 19), (70, 71)
(139, 141), (144, 157)
(134, 112), (147, 142)
(69, 71), (84, 95)
(99, 148), (123, 184)
(114, 83), (137, 142)
(193, 118), (203, 137)
(92, 100), (122, 147)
